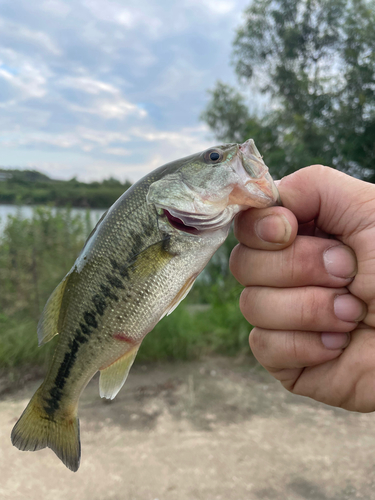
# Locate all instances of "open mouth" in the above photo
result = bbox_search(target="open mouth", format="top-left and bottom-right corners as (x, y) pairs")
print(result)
(163, 209), (201, 234)
(162, 207), (235, 234)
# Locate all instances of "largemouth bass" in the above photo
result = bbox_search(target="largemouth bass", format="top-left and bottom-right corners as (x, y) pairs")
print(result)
(11, 139), (280, 471)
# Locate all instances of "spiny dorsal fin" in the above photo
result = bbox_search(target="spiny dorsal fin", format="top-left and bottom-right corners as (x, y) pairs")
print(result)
(99, 346), (140, 400)
(37, 272), (73, 346)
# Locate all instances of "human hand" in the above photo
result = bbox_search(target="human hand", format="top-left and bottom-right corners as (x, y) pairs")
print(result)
(230, 165), (375, 412)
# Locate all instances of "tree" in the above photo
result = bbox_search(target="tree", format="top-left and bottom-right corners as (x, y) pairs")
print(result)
(202, 0), (375, 180)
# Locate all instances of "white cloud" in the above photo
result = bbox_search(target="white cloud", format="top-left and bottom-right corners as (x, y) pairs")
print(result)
(59, 74), (148, 119)
(39, 0), (72, 17)
(81, 0), (163, 35)
(154, 60), (207, 100)
(59, 76), (119, 95)
(0, 124), (210, 154)
(131, 124), (212, 149)
(104, 147), (131, 156)
(82, 0), (136, 27)
(185, 0), (235, 14)
(78, 128), (130, 146)
(0, 48), (53, 102)
(1, 132), (80, 149)
(0, 0), (249, 183)
(0, 62), (49, 99)
(70, 98), (147, 119)
(0, 17), (61, 55)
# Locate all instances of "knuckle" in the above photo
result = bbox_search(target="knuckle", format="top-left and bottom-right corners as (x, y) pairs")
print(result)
(283, 331), (310, 362)
(299, 288), (321, 328)
(239, 287), (260, 325)
(307, 164), (329, 175)
(233, 210), (251, 242)
(249, 327), (268, 356)
(239, 287), (252, 319)
(229, 244), (244, 282)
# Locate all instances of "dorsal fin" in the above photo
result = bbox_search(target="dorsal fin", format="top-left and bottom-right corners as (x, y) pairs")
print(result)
(99, 346), (140, 400)
(37, 272), (73, 346)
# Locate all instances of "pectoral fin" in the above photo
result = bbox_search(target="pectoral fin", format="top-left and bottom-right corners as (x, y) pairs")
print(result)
(37, 271), (75, 346)
(160, 274), (197, 320)
(99, 346), (140, 400)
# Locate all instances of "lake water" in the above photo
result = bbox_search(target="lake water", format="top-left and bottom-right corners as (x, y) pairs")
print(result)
(0, 204), (106, 234)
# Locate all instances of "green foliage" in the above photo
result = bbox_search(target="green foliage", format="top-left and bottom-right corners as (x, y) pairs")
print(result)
(0, 168), (131, 208)
(139, 297), (251, 362)
(202, 0), (375, 180)
(201, 81), (252, 143)
(201, 83), (287, 177)
(0, 211), (250, 369)
(0, 208), (90, 367)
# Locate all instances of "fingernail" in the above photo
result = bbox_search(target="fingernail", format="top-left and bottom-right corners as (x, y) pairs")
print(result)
(323, 245), (357, 279)
(255, 214), (291, 244)
(334, 294), (366, 322)
(321, 332), (350, 350)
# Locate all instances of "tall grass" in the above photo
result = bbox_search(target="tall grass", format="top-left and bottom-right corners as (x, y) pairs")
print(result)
(0, 208), (251, 370)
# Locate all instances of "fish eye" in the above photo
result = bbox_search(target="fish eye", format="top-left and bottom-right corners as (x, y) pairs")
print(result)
(204, 149), (223, 164)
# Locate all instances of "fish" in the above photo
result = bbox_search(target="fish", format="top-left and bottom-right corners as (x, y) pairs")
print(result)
(11, 139), (280, 472)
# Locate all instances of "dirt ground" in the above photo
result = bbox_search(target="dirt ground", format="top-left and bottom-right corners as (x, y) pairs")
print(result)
(1, 357), (375, 500)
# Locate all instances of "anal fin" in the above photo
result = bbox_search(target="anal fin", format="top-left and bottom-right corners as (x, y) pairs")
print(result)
(99, 346), (140, 400)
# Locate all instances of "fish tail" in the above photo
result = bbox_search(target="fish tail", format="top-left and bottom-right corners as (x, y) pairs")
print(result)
(11, 387), (81, 472)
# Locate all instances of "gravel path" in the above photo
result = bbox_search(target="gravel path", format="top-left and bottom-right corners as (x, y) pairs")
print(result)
(1, 357), (375, 500)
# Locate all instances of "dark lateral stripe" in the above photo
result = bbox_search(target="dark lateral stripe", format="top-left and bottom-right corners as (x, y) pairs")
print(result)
(110, 258), (129, 279)
(75, 329), (88, 343)
(93, 294), (106, 316)
(110, 258), (120, 271)
(44, 275), (123, 416)
(128, 233), (144, 260)
(79, 322), (90, 335)
(84, 311), (98, 328)
(106, 273), (125, 289)
(100, 284), (119, 301)
(110, 258), (130, 279)
(118, 266), (129, 279)
(44, 336), (82, 415)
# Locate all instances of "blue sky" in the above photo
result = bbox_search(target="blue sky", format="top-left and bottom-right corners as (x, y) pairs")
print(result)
(0, 0), (251, 183)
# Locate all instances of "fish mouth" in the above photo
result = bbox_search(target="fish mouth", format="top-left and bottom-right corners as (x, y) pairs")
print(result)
(163, 209), (200, 234)
(162, 207), (234, 234)
(234, 139), (281, 207)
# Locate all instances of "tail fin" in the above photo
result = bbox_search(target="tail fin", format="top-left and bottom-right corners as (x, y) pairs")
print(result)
(11, 388), (81, 472)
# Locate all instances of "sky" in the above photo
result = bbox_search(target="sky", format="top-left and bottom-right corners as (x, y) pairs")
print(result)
(0, 0), (251, 183)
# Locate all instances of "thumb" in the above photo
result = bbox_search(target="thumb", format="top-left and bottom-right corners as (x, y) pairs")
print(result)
(278, 165), (375, 237)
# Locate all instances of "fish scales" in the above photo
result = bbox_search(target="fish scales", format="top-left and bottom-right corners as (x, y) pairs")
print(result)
(11, 139), (281, 471)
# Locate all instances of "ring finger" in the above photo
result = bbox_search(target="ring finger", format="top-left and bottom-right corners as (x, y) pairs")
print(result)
(240, 286), (366, 332)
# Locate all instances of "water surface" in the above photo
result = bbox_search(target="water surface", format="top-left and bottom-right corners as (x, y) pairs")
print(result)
(0, 205), (106, 234)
